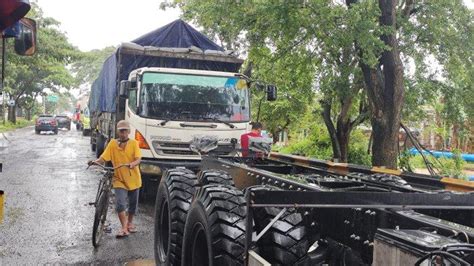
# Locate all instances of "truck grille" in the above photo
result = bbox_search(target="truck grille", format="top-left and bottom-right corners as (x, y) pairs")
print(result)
(152, 141), (234, 156)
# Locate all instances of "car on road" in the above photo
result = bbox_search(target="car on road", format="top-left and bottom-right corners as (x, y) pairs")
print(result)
(35, 115), (58, 134)
(55, 115), (71, 130)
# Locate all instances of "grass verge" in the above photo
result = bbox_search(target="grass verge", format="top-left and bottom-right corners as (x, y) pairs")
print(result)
(0, 118), (34, 133)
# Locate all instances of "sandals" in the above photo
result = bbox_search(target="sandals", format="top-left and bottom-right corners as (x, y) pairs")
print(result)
(128, 225), (138, 233)
(116, 229), (129, 238)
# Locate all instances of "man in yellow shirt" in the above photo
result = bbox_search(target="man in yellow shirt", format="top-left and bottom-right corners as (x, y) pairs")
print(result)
(88, 120), (141, 238)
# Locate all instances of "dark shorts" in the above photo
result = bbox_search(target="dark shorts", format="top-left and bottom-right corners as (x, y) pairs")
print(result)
(114, 188), (139, 214)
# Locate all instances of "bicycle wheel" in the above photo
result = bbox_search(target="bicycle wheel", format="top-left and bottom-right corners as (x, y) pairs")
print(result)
(92, 189), (109, 248)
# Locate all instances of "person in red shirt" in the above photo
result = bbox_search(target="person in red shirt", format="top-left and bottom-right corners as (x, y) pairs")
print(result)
(240, 122), (262, 157)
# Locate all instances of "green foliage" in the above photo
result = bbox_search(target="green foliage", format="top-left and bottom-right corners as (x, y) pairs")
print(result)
(165, 0), (473, 166)
(399, 149), (415, 172)
(400, 0), (473, 130)
(4, 3), (79, 122)
(71, 46), (116, 85)
(447, 149), (466, 179)
(399, 151), (467, 180)
(280, 123), (371, 166)
(0, 118), (34, 133)
(347, 130), (372, 166)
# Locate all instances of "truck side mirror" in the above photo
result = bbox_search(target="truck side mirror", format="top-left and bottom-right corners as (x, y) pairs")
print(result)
(131, 76), (137, 88)
(14, 18), (37, 56)
(266, 85), (277, 101)
(119, 80), (131, 97)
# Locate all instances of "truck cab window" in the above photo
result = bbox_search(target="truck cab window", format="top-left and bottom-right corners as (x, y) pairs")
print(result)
(139, 72), (250, 122)
(128, 88), (137, 112)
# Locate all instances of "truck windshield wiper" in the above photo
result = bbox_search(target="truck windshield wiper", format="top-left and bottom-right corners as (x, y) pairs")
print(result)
(202, 117), (235, 128)
(160, 119), (170, 126)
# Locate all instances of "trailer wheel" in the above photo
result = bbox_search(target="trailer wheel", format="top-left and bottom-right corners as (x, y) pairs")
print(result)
(154, 168), (198, 265)
(252, 186), (311, 265)
(181, 185), (246, 266)
(95, 135), (105, 158)
(197, 169), (235, 186)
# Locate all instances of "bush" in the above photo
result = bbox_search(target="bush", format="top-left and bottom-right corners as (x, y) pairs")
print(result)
(347, 130), (371, 166)
(399, 150), (467, 179)
(279, 126), (371, 166)
(0, 118), (34, 133)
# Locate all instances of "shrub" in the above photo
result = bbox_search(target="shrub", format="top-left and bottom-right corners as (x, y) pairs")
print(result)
(279, 126), (371, 166)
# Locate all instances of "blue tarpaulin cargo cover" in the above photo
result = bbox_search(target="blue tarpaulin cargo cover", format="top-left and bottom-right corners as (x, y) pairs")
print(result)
(90, 19), (243, 113)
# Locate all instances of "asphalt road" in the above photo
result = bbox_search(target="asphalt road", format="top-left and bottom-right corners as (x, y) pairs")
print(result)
(0, 125), (155, 264)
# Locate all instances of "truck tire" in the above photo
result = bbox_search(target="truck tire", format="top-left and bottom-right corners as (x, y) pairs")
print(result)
(95, 135), (105, 158)
(197, 169), (235, 186)
(154, 168), (198, 266)
(181, 185), (246, 266)
(254, 206), (311, 265)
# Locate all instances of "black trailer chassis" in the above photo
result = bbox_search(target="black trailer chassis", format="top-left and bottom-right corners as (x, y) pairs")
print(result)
(154, 155), (474, 265)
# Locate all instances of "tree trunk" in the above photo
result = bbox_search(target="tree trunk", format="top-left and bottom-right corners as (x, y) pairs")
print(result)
(452, 123), (459, 150)
(321, 100), (342, 161)
(321, 94), (368, 163)
(25, 108), (31, 121)
(355, 0), (405, 169)
(336, 126), (350, 162)
(7, 105), (16, 123)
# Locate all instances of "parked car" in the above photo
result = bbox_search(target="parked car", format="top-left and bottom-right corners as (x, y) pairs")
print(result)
(35, 116), (58, 134)
(55, 115), (71, 130)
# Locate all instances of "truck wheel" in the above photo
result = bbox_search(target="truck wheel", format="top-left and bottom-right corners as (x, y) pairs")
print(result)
(95, 135), (105, 158)
(197, 169), (235, 186)
(154, 168), (198, 265)
(254, 205), (311, 265)
(181, 185), (246, 266)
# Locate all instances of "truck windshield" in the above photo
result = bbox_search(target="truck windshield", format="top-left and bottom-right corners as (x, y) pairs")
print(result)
(139, 72), (250, 122)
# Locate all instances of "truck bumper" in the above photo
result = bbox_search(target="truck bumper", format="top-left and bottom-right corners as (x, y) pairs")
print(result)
(140, 158), (201, 177)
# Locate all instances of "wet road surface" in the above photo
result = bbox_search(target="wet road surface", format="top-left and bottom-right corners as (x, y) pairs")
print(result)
(0, 126), (155, 264)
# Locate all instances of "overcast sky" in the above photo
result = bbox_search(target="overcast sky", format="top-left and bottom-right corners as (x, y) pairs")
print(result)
(37, 0), (182, 51)
(37, 0), (473, 53)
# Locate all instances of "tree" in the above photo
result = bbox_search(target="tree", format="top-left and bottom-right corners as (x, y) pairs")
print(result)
(165, 0), (473, 167)
(4, 4), (78, 122)
(165, 1), (371, 162)
(71, 46), (116, 86)
(342, 0), (406, 168)
(397, 0), (473, 152)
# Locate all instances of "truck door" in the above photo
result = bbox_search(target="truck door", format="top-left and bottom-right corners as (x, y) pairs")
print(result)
(125, 85), (149, 153)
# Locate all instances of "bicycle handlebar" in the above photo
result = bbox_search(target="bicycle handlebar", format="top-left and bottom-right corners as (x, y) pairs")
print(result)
(87, 162), (130, 171)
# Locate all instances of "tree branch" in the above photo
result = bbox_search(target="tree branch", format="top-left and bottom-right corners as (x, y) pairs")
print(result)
(401, 0), (415, 18)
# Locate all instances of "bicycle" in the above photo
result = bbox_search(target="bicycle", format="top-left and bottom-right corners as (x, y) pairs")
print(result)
(88, 162), (129, 248)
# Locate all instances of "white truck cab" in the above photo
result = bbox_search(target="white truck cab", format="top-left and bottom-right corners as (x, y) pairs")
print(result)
(123, 67), (252, 175)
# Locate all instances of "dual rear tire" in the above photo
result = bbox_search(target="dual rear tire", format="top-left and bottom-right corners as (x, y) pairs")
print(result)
(154, 168), (312, 265)
(181, 185), (247, 266)
(154, 168), (199, 265)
